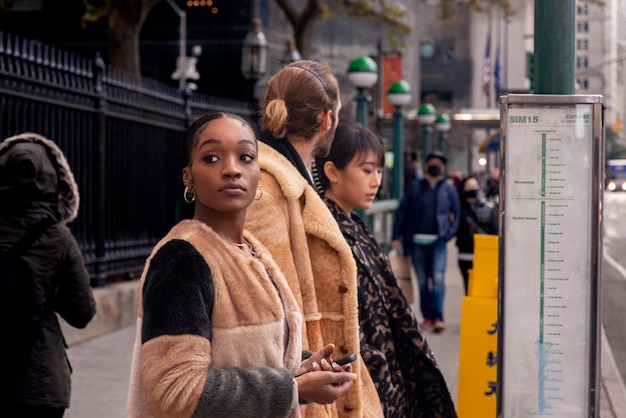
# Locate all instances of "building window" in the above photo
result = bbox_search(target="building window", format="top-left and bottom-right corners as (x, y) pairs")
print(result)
(577, 38), (589, 51)
(577, 4), (589, 16)
(577, 78), (589, 90)
(576, 56), (589, 69)
(577, 21), (589, 33)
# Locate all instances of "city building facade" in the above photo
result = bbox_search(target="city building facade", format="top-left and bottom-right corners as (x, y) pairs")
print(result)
(3, 0), (622, 176)
(575, 0), (625, 144)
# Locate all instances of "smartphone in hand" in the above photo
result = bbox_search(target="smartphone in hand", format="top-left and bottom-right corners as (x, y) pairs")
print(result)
(294, 352), (357, 377)
(333, 352), (357, 366)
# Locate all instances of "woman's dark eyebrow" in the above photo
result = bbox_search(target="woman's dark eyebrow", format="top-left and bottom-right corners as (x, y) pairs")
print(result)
(358, 161), (379, 167)
(198, 138), (255, 147)
(198, 138), (221, 148)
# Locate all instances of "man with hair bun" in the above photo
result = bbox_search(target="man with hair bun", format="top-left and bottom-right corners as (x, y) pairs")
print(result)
(245, 60), (384, 418)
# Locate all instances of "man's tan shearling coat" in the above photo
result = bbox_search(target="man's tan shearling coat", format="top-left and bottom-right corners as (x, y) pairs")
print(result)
(245, 142), (383, 418)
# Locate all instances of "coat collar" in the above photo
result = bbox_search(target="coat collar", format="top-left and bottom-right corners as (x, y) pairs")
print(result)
(258, 141), (308, 201)
(259, 132), (314, 188)
(258, 141), (351, 253)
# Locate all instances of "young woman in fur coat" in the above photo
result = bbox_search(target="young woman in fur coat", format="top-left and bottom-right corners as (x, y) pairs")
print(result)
(127, 112), (357, 418)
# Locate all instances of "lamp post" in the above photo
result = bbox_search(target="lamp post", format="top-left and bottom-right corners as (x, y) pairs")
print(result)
(241, 18), (268, 121)
(165, 0), (187, 92)
(162, 0), (199, 219)
(241, 18), (268, 81)
(165, 0), (201, 127)
(434, 113), (451, 153)
(347, 56), (378, 127)
(417, 103), (436, 165)
(387, 80), (412, 200)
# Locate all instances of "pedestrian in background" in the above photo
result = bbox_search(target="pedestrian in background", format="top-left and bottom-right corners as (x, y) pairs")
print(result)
(391, 151), (460, 333)
(484, 166), (500, 206)
(455, 176), (498, 295)
(127, 113), (357, 418)
(404, 150), (419, 192)
(244, 60), (384, 417)
(313, 125), (458, 417)
(0, 133), (96, 418)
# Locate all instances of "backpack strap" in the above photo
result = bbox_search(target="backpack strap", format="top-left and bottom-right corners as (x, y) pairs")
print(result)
(13, 218), (57, 254)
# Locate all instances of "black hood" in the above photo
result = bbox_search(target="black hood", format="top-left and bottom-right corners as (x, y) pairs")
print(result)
(0, 132), (80, 223)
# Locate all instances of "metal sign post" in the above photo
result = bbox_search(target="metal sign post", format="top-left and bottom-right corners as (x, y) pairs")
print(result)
(498, 94), (604, 417)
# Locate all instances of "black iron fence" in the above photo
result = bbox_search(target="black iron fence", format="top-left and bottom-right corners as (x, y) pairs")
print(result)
(0, 32), (255, 286)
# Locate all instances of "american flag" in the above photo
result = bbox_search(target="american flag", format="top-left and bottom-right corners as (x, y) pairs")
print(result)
(482, 32), (491, 99)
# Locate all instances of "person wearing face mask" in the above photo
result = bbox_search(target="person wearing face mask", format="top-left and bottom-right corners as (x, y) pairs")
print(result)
(391, 151), (460, 333)
(455, 176), (498, 295)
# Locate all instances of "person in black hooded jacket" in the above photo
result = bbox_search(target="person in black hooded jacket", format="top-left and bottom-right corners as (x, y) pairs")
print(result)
(455, 176), (498, 295)
(0, 132), (96, 418)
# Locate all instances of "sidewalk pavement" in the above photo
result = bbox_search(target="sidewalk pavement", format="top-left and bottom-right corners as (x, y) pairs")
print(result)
(65, 242), (625, 418)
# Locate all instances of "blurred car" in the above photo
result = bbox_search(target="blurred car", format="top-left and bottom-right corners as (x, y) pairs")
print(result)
(607, 178), (626, 192)
(606, 159), (626, 192)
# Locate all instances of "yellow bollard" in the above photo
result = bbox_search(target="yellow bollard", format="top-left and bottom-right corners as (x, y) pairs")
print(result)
(468, 234), (498, 298)
(457, 234), (498, 418)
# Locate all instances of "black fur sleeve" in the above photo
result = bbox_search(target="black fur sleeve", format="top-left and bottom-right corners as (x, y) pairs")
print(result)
(141, 239), (214, 343)
(192, 367), (295, 418)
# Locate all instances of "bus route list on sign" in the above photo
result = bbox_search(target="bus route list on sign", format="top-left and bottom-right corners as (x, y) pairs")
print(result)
(502, 105), (593, 417)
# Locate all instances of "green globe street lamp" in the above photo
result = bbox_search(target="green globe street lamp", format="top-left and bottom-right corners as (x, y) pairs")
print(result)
(417, 103), (436, 165)
(347, 56), (378, 127)
(387, 80), (412, 200)
(434, 113), (451, 153)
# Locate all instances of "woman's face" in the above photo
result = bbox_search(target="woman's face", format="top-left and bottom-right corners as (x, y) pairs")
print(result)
(463, 177), (480, 201)
(183, 117), (259, 217)
(325, 149), (382, 214)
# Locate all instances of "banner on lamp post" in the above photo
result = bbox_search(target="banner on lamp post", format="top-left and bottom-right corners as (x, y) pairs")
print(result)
(381, 52), (403, 116)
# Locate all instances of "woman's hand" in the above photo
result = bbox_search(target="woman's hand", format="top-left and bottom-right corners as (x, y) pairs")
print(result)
(295, 344), (356, 404)
(295, 368), (355, 404)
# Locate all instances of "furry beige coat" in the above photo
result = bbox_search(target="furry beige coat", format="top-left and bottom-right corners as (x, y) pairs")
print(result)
(245, 141), (383, 418)
(127, 220), (303, 418)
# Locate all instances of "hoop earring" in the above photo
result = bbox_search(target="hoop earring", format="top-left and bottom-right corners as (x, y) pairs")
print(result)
(183, 186), (196, 203)
(254, 184), (263, 201)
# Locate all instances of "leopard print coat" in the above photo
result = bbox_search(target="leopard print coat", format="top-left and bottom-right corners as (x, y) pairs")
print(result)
(324, 197), (458, 418)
